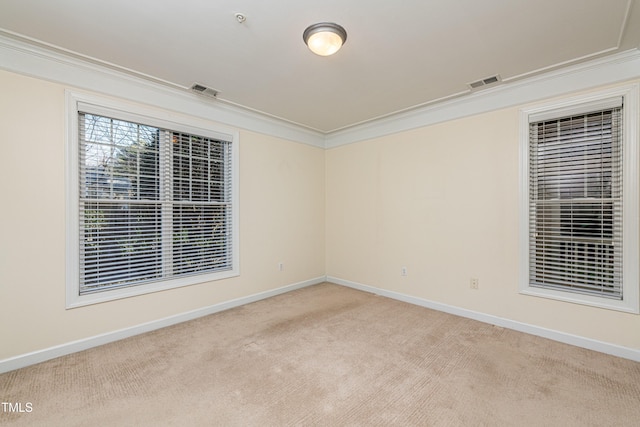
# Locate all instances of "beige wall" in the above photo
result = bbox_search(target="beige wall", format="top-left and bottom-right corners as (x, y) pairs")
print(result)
(0, 70), (325, 360)
(1, 66), (639, 363)
(326, 85), (640, 351)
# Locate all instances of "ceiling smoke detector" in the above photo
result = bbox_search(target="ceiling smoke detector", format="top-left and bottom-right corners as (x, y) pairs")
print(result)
(190, 83), (219, 98)
(468, 75), (502, 90)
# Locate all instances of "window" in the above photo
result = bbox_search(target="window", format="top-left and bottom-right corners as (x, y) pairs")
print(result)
(519, 85), (639, 313)
(530, 107), (622, 298)
(67, 92), (239, 307)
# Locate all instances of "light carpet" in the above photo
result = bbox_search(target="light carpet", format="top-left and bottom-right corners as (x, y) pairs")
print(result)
(1, 283), (639, 426)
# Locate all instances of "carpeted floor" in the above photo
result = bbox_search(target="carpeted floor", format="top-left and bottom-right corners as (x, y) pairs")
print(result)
(1, 282), (639, 426)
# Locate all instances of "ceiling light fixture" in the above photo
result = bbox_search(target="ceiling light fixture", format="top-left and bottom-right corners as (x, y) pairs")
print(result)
(303, 22), (347, 56)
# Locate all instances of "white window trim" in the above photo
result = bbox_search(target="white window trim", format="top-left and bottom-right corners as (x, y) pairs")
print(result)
(65, 90), (240, 308)
(519, 83), (639, 314)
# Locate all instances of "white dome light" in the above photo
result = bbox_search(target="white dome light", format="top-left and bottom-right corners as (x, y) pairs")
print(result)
(303, 22), (347, 56)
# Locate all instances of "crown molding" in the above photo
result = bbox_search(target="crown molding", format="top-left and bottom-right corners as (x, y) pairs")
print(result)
(1, 31), (639, 150)
(0, 31), (326, 149)
(325, 49), (640, 148)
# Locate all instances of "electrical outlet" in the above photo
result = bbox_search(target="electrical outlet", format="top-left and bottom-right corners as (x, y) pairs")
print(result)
(470, 278), (479, 289)
(401, 266), (408, 276)
(278, 262), (284, 271)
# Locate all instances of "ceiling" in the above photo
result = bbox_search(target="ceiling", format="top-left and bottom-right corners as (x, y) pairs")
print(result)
(1, 0), (639, 133)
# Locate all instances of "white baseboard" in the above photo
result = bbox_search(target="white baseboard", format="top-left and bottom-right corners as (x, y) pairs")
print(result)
(327, 276), (640, 362)
(0, 276), (325, 374)
(5, 275), (637, 373)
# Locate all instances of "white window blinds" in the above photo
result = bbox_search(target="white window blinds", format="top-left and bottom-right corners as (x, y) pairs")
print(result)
(78, 112), (233, 295)
(528, 105), (623, 299)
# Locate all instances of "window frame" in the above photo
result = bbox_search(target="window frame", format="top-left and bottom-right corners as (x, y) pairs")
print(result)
(519, 84), (639, 313)
(66, 91), (240, 308)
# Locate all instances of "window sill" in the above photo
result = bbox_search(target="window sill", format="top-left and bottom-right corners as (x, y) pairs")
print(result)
(66, 269), (239, 309)
(519, 286), (639, 314)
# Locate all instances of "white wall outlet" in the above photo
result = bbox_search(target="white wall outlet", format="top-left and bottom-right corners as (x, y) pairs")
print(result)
(401, 266), (408, 276)
(470, 278), (479, 289)
(278, 262), (284, 271)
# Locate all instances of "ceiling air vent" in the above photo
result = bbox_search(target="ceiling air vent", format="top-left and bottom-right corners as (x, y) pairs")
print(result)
(190, 83), (219, 98)
(468, 75), (501, 90)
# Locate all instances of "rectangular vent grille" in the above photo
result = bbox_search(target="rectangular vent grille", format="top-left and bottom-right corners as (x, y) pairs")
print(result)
(190, 83), (219, 98)
(468, 75), (501, 90)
